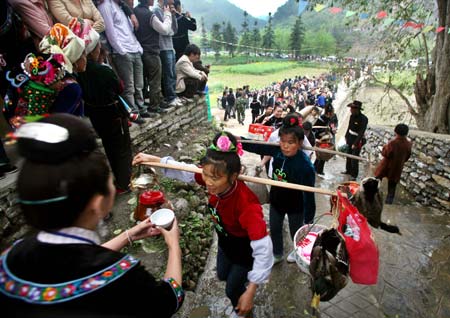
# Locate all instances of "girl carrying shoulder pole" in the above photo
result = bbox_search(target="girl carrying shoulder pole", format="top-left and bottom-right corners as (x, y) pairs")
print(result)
(133, 132), (273, 318)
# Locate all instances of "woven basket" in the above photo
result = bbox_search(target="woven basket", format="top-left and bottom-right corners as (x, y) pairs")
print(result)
(315, 141), (335, 161)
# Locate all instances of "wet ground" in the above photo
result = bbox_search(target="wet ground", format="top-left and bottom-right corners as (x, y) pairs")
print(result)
(180, 101), (450, 318)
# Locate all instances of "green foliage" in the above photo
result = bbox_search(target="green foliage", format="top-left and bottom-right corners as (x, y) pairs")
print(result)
(302, 29), (337, 55)
(252, 21), (262, 55)
(262, 12), (275, 49)
(223, 21), (238, 57)
(202, 55), (276, 66)
(179, 211), (213, 288)
(210, 23), (222, 57)
(375, 70), (417, 95)
(223, 62), (299, 75)
(290, 16), (305, 58)
(157, 177), (175, 193)
(273, 27), (290, 53)
(239, 11), (252, 53)
(200, 17), (209, 54)
(180, 0), (266, 30)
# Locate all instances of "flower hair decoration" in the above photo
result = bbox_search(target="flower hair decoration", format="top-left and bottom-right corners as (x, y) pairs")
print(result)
(209, 134), (244, 156)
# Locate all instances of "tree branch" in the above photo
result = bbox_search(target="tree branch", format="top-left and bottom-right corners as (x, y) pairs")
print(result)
(368, 74), (419, 116)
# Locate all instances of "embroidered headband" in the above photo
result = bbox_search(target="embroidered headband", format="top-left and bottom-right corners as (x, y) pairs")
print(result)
(209, 134), (244, 156)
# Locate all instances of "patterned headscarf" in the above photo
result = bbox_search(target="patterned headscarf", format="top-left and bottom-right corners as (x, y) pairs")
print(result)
(68, 18), (100, 55)
(39, 23), (85, 73)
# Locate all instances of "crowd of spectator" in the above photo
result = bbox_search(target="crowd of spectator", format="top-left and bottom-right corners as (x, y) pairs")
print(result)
(0, 0), (204, 191)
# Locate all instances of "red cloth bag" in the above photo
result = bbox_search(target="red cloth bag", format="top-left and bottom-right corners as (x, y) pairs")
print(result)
(336, 191), (379, 285)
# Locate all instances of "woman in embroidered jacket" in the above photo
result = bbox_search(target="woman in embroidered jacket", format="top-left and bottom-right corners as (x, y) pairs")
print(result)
(0, 114), (184, 318)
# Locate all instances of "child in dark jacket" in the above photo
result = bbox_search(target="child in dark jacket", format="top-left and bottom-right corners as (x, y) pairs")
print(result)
(241, 114), (316, 264)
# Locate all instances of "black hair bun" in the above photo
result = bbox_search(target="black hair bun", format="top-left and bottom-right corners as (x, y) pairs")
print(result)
(17, 114), (97, 164)
(282, 114), (299, 128)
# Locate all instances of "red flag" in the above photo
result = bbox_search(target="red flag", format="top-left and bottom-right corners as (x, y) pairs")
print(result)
(436, 26), (445, 33)
(377, 11), (387, 19)
(403, 21), (416, 28)
(413, 23), (424, 29)
(329, 7), (343, 14)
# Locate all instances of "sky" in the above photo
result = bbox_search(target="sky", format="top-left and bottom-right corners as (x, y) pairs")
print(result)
(227, 0), (289, 17)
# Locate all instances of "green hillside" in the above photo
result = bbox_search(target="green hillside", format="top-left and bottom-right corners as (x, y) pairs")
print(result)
(179, 0), (266, 30)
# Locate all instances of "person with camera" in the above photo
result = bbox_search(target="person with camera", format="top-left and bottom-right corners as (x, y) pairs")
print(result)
(172, 0), (197, 62)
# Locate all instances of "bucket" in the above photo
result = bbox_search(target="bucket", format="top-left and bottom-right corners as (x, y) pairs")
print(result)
(293, 224), (328, 274)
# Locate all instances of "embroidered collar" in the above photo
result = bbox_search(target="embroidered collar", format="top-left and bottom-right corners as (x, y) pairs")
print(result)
(37, 227), (101, 245)
(216, 181), (238, 200)
(0, 246), (139, 304)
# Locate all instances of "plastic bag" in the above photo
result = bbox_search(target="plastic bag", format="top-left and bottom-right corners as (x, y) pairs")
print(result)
(336, 191), (379, 285)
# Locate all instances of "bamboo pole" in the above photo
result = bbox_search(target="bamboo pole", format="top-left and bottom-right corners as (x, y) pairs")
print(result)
(142, 161), (336, 196)
(239, 139), (369, 162)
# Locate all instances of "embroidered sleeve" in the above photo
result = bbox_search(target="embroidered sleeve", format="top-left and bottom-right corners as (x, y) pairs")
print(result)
(163, 277), (185, 311)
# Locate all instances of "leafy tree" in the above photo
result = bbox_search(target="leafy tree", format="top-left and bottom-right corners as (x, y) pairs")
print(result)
(238, 11), (252, 54)
(252, 21), (261, 56)
(210, 23), (222, 58)
(301, 29), (336, 56)
(200, 17), (209, 56)
(262, 12), (275, 52)
(307, 0), (449, 133)
(289, 16), (305, 59)
(273, 27), (289, 53)
(223, 21), (238, 57)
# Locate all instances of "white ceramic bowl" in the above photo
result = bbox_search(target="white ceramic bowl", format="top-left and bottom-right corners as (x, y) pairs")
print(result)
(150, 208), (175, 229)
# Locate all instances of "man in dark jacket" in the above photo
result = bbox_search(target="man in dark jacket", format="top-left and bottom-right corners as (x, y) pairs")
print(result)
(342, 100), (368, 180)
(172, 0), (196, 61)
(134, 0), (175, 112)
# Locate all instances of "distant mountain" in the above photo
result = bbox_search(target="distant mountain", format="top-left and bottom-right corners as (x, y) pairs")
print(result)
(272, 0), (299, 25)
(180, 0), (266, 31)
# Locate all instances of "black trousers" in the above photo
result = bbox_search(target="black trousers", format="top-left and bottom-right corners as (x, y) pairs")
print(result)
(179, 78), (199, 98)
(88, 107), (132, 190)
(386, 180), (397, 203)
(314, 159), (325, 174)
(345, 136), (362, 178)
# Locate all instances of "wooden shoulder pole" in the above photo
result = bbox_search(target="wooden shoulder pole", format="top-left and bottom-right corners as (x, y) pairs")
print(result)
(239, 139), (369, 162)
(141, 161), (336, 196)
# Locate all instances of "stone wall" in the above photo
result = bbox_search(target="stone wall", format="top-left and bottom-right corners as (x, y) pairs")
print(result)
(0, 98), (208, 248)
(363, 125), (450, 212)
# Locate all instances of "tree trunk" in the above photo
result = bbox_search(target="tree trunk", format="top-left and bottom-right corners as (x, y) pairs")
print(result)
(414, 0), (450, 133)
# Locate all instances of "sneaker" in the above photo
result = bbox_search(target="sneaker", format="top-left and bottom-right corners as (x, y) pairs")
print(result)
(0, 164), (18, 174)
(161, 102), (175, 110)
(139, 111), (153, 118)
(180, 97), (194, 103)
(273, 255), (283, 265)
(129, 113), (139, 121)
(130, 113), (146, 125)
(286, 250), (297, 263)
(167, 99), (180, 107)
(176, 97), (187, 104)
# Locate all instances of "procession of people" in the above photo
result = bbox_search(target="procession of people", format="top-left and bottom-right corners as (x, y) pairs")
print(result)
(0, 1), (416, 317)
